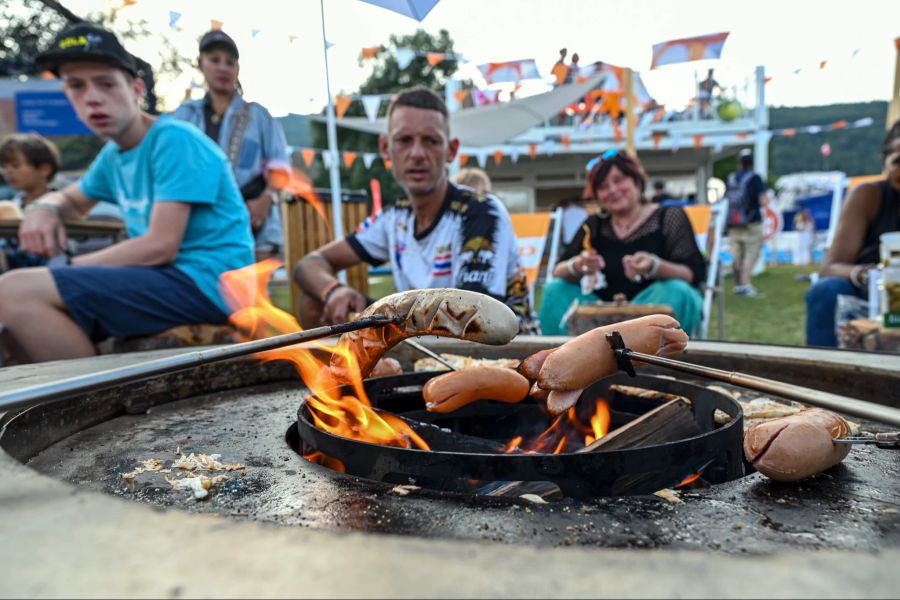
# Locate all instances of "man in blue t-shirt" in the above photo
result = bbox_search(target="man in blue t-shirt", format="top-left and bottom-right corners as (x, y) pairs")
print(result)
(725, 149), (767, 297)
(0, 24), (254, 363)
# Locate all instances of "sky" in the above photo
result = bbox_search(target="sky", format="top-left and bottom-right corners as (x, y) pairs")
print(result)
(51, 0), (900, 117)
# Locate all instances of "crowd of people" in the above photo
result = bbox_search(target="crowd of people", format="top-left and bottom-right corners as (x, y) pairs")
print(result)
(0, 22), (897, 366)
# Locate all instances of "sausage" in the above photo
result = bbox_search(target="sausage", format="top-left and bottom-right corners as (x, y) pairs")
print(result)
(331, 289), (520, 383)
(743, 408), (852, 482)
(423, 366), (531, 413)
(537, 314), (689, 392)
(369, 357), (403, 378)
(516, 348), (556, 380)
(546, 389), (582, 416)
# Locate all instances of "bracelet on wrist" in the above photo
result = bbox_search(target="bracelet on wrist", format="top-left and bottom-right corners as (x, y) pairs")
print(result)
(320, 280), (346, 304)
(646, 255), (662, 279)
(850, 264), (875, 290)
(566, 258), (579, 278)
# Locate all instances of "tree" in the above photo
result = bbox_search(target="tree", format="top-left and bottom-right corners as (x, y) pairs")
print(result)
(309, 28), (465, 203)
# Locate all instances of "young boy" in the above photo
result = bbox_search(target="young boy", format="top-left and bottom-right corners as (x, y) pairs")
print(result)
(0, 133), (61, 269)
(0, 23), (254, 363)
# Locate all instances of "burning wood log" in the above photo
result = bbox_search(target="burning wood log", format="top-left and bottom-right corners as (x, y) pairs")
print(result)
(582, 397), (699, 452)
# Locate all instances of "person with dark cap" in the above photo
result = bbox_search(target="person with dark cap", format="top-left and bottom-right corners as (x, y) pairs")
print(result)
(0, 23), (254, 363)
(172, 29), (290, 261)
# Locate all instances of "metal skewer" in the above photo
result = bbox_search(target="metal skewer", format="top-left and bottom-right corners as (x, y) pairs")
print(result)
(0, 315), (397, 414)
(403, 339), (458, 371)
(606, 331), (900, 428)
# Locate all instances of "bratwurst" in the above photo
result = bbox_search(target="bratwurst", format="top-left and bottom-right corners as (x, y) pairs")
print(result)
(537, 314), (688, 392)
(330, 289), (519, 383)
(423, 366), (531, 413)
(743, 408), (852, 482)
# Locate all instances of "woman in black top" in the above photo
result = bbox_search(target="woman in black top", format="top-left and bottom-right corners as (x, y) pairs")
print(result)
(538, 149), (705, 335)
(805, 120), (900, 347)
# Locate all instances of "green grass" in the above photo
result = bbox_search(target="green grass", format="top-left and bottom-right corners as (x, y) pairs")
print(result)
(274, 265), (820, 345)
(709, 264), (819, 345)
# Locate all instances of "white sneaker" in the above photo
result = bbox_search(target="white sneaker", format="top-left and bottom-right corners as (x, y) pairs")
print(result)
(741, 285), (764, 298)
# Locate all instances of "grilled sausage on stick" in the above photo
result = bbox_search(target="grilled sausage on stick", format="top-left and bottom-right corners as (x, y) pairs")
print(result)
(330, 288), (520, 384)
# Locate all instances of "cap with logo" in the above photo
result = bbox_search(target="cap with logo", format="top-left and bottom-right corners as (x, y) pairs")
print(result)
(199, 30), (239, 58)
(36, 23), (137, 77)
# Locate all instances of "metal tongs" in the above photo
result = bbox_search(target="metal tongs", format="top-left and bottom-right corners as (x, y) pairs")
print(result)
(833, 432), (900, 448)
(605, 331), (900, 429)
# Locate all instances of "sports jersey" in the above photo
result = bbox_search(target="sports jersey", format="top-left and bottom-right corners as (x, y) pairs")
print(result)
(347, 182), (538, 333)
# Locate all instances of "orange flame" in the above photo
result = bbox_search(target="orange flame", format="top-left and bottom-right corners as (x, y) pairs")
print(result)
(676, 470), (704, 488)
(219, 261), (430, 455)
(503, 399), (611, 454)
(303, 451), (346, 473)
(270, 167), (331, 236)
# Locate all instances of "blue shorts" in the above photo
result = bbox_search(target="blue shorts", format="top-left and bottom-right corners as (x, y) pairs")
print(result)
(50, 265), (229, 342)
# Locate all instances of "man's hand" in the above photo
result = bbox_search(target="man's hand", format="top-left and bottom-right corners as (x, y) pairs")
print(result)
(322, 285), (368, 325)
(247, 193), (273, 232)
(19, 207), (67, 258)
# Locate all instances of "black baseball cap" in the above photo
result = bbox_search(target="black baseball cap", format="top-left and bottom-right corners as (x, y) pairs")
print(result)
(199, 30), (239, 58)
(36, 23), (137, 77)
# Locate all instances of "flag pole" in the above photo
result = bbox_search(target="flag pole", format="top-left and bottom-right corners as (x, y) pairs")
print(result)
(319, 0), (347, 283)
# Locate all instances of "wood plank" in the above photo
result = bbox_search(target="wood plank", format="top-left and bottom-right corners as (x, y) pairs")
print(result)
(581, 397), (699, 452)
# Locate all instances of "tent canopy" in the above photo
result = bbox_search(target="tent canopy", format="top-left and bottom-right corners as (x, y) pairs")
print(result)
(307, 74), (606, 147)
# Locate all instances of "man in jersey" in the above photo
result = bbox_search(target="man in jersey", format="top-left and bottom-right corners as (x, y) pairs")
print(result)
(293, 86), (537, 333)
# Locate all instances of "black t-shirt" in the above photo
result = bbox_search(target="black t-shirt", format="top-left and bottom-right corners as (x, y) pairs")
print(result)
(559, 205), (707, 301)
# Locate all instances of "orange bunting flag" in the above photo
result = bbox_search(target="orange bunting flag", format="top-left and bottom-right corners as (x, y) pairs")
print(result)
(693, 134), (704, 150)
(383, 158), (392, 170)
(819, 60), (827, 70)
(343, 151), (357, 169)
(764, 76), (773, 85)
(736, 132), (749, 139)
(552, 64), (569, 86)
(361, 46), (380, 59)
(781, 128), (797, 137)
(454, 89), (470, 104)
(653, 108), (666, 122)
(300, 148), (316, 168)
(493, 150), (504, 166)
(613, 122), (623, 143)
(652, 132), (664, 149)
(458, 154), (470, 167)
(426, 52), (445, 66)
(575, 75), (589, 85)
(831, 120), (848, 129)
(529, 143), (538, 160)
(335, 95), (352, 118)
(560, 134), (571, 148)
(210, 19), (224, 30)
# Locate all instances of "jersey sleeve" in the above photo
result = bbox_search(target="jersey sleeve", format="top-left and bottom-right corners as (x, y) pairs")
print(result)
(455, 196), (511, 299)
(346, 209), (391, 265)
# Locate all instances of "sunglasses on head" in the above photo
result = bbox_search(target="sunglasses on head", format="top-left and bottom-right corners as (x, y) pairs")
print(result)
(585, 148), (620, 171)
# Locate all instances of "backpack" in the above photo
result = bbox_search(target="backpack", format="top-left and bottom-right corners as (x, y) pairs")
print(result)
(724, 170), (753, 228)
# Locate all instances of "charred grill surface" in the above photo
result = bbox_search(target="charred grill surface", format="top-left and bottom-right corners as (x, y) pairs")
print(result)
(23, 373), (900, 555)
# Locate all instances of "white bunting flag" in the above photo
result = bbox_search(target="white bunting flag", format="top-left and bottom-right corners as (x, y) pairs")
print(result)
(475, 150), (489, 168)
(395, 48), (416, 70)
(361, 95), (382, 123)
(509, 146), (521, 163)
(362, 153), (377, 168)
(322, 151), (334, 170)
(168, 11), (181, 28)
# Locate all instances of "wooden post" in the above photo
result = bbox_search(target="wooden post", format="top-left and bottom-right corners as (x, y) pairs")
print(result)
(624, 67), (636, 156)
(889, 37), (900, 129)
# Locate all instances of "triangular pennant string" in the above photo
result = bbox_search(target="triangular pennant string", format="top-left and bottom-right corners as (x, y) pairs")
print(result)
(458, 154), (469, 167)
(693, 134), (704, 150)
(493, 150), (504, 166)
(362, 153), (376, 168)
(168, 10), (181, 28)
(301, 148), (316, 167)
(528, 144), (538, 160)
(509, 147), (521, 163)
(210, 19), (224, 30)
(395, 48), (416, 70)
(361, 46), (380, 59)
(426, 52), (445, 66)
(343, 151), (357, 169)
(453, 89), (469, 104)
(476, 150), (489, 168)
(383, 158), (393, 170)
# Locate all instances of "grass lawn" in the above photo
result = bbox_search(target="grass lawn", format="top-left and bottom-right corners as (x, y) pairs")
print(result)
(276, 263), (821, 346)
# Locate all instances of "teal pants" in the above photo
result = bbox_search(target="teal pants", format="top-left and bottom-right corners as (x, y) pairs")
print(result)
(538, 278), (703, 336)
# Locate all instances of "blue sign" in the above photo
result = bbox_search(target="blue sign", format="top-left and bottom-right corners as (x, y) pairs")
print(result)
(15, 91), (91, 136)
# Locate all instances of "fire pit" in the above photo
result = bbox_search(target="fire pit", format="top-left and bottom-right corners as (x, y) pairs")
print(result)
(293, 371), (745, 498)
(2, 339), (900, 597)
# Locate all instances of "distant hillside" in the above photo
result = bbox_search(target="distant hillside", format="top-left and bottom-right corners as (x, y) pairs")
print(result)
(768, 101), (888, 178)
